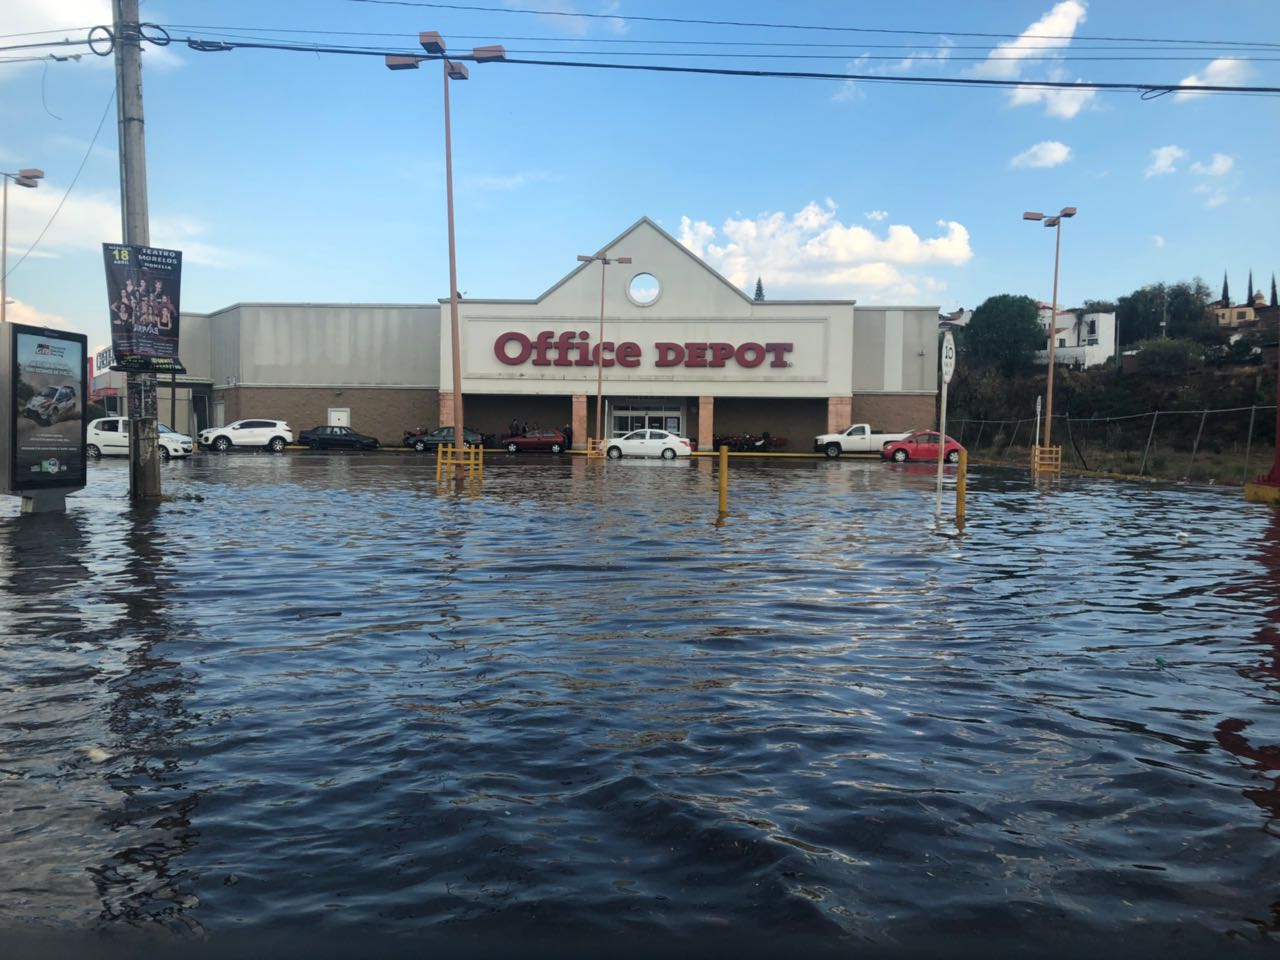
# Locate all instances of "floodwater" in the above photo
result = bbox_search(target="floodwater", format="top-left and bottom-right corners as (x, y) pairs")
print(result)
(1, 453), (1277, 955)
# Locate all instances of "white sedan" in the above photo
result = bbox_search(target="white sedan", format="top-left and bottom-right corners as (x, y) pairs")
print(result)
(86, 417), (194, 462)
(605, 429), (692, 460)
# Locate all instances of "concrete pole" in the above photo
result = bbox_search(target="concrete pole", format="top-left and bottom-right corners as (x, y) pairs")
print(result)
(442, 57), (465, 489)
(113, 0), (161, 500)
(1043, 219), (1062, 450)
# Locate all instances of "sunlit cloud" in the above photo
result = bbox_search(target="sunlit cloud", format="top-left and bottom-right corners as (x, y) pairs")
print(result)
(1011, 141), (1072, 168)
(972, 1), (1088, 80)
(1175, 58), (1252, 101)
(1153, 235), (1165, 248)
(1195, 184), (1229, 208)
(1190, 153), (1233, 176)
(865, 210), (888, 222)
(1144, 145), (1185, 177)
(678, 200), (971, 302)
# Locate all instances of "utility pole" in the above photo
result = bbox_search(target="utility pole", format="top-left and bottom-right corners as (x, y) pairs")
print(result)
(113, 0), (161, 500)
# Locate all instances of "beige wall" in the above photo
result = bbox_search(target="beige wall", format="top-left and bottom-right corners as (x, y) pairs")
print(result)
(852, 393), (935, 433)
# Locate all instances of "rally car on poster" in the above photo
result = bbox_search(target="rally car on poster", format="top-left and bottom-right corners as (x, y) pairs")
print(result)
(23, 385), (79, 426)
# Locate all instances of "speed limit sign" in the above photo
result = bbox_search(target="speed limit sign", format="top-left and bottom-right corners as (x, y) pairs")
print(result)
(941, 330), (956, 385)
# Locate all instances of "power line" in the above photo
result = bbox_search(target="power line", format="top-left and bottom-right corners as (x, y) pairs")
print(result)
(342, 0), (1280, 49)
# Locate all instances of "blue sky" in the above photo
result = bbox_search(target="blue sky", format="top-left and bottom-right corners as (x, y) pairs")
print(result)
(2, 0), (1278, 352)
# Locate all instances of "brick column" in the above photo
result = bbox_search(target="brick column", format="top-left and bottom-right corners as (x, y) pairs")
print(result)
(439, 391), (455, 428)
(572, 394), (588, 450)
(827, 396), (853, 433)
(698, 395), (715, 452)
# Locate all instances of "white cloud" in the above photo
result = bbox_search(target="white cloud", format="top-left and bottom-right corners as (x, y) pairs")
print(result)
(1144, 145), (1185, 177)
(1195, 185), (1229, 208)
(1010, 140), (1072, 168)
(834, 36), (953, 104)
(1175, 58), (1252, 101)
(1153, 235), (1165, 248)
(677, 201), (972, 301)
(1190, 153), (1233, 176)
(972, 1), (1088, 80)
(865, 210), (888, 222)
(0, 1), (182, 77)
(1008, 81), (1096, 118)
(2, 300), (75, 330)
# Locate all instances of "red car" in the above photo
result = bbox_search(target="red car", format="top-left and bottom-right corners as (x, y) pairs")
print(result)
(501, 429), (568, 454)
(880, 430), (964, 464)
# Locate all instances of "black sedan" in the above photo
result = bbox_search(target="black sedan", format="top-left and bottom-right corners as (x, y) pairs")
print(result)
(298, 425), (381, 450)
(402, 426), (485, 451)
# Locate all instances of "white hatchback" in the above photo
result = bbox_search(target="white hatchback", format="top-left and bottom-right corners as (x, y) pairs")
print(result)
(198, 419), (293, 452)
(605, 429), (692, 460)
(87, 417), (194, 462)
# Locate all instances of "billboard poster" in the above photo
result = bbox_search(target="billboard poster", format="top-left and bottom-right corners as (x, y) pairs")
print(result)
(102, 243), (187, 374)
(10, 326), (88, 490)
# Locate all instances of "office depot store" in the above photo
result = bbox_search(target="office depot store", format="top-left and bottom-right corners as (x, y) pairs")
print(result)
(448, 218), (940, 450)
(183, 218), (940, 448)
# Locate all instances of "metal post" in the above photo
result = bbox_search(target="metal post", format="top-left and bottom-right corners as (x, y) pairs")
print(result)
(1139, 411), (1159, 477)
(718, 445), (728, 515)
(956, 450), (967, 527)
(934, 377), (949, 518)
(596, 259), (607, 448)
(1243, 405), (1256, 484)
(1186, 410), (1207, 478)
(442, 57), (465, 489)
(1044, 219), (1062, 449)
(113, 0), (160, 500)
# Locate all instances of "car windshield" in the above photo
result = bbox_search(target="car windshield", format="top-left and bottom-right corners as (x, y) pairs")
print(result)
(36, 386), (58, 398)
(158, 424), (173, 434)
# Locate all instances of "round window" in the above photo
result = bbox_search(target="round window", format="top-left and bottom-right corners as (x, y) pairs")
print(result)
(627, 272), (661, 306)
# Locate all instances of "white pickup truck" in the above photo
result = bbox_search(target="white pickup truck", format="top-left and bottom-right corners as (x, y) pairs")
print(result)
(814, 424), (911, 458)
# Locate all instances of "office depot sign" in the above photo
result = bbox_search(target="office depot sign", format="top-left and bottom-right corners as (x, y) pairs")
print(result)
(494, 330), (794, 369)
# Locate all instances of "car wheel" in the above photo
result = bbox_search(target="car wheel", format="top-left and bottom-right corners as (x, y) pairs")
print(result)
(414, 439), (428, 452)
(506, 442), (520, 453)
(370, 440), (380, 450)
(550, 443), (564, 454)
(946, 449), (960, 464)
(661, 447), (677, 460)
(892, 449), (909, 462)
(607, 446), (622, 460)
(213, 436), (231, 452)
(824, 443), (842, 459)
(159, 446), (171, 463)
(268, 436), (287, 453)
(86, 444), (101, 459)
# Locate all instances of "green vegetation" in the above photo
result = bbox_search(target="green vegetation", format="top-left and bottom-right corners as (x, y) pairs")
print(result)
(960, 294), (1043, 377)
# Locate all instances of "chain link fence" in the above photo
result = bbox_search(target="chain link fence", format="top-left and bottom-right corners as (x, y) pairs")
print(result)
(951, 404), (1278, 483)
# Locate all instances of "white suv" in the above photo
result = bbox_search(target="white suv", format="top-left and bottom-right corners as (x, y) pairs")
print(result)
(198, 419), (293, 452)
(86, 417), (194, 462)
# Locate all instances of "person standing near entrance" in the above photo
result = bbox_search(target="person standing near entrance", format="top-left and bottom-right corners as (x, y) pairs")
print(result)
(562, 423), (573, 449)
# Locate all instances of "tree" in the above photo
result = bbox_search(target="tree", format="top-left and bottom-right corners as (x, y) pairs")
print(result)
(1247, 269), (1254, 304)
(1272, 273), (1277, 308)
(1222, 271), (1230, 307)
(1117, 279), (1219, 347)
(959, 294), (1043, 376)
(753, 277), (765, 301)
(1081, 299), (1117, 315)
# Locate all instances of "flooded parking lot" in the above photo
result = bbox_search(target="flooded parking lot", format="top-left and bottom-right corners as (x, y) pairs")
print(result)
(1, 453), (1278, 953)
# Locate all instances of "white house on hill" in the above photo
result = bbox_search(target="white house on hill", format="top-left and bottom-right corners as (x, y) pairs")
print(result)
(1034, 302), (1116, 369)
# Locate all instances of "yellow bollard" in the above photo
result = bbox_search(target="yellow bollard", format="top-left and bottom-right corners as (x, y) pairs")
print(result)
(718, 445), (729, 514)
(956, 449), (967, 527)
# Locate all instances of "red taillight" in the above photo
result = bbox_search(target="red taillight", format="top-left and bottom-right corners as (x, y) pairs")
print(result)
(680, 439), (690, 448)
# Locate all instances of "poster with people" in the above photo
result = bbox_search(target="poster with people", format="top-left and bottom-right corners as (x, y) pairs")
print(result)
(9, 325), (87, 490)
(102, 243), (187, 373)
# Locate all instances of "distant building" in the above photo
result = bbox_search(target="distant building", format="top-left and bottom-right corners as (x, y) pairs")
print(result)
(1033, 302), (1116, 369)
(1215, 291), (1269, 330)
(938, 307), (971, 329)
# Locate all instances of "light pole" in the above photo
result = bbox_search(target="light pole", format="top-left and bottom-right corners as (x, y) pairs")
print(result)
(1, 168), (43, 327)
(577, 253), (632, 448)
(387, 35), (505, 481)
(1023, 205), (1077, 455)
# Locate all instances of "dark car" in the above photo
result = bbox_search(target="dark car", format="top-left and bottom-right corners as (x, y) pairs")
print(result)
(403, 426), (485, 452)
(298, 425), (380, 450)
(501, 429), (568, 454)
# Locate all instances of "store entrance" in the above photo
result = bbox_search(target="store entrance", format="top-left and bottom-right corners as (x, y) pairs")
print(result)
(610, 401), (685, 437)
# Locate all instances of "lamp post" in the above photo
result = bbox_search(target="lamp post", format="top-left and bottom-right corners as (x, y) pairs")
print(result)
(576, 253), (632, 448)
(1022, 205), (1077, 455)
(387, 35), (505, 482)
(1, 168), (43, 327)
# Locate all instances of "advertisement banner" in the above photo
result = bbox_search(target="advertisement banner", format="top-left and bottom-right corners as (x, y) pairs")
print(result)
(103, 243), (187, 374)
(10, 325), (88, 490)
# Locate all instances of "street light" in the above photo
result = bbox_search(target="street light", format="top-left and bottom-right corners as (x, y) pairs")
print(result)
(1023, 205), (1077, 457)
(577, 253), (632, 449)
(387, 35), (505, 480)
(1, 168), (43, 326)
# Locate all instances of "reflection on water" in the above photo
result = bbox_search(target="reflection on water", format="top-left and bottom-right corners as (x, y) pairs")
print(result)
(1, 454), (1278, 952)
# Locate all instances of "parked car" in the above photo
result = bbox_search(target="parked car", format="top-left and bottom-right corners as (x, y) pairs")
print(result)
(501, 429), (567, 454)
(403, 426), (484, 452)
(23, 384), (78, 425)
(605, 429), (692, 460)
(814, 423), (911, 458)
(879, 430), (964, 464)
(86, 417), (194, 462)
(298, 425), (380, 450)
(198, 419), (293, 452)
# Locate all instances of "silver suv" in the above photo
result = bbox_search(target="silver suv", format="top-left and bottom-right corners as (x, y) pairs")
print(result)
(198, 419), (293, 452)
